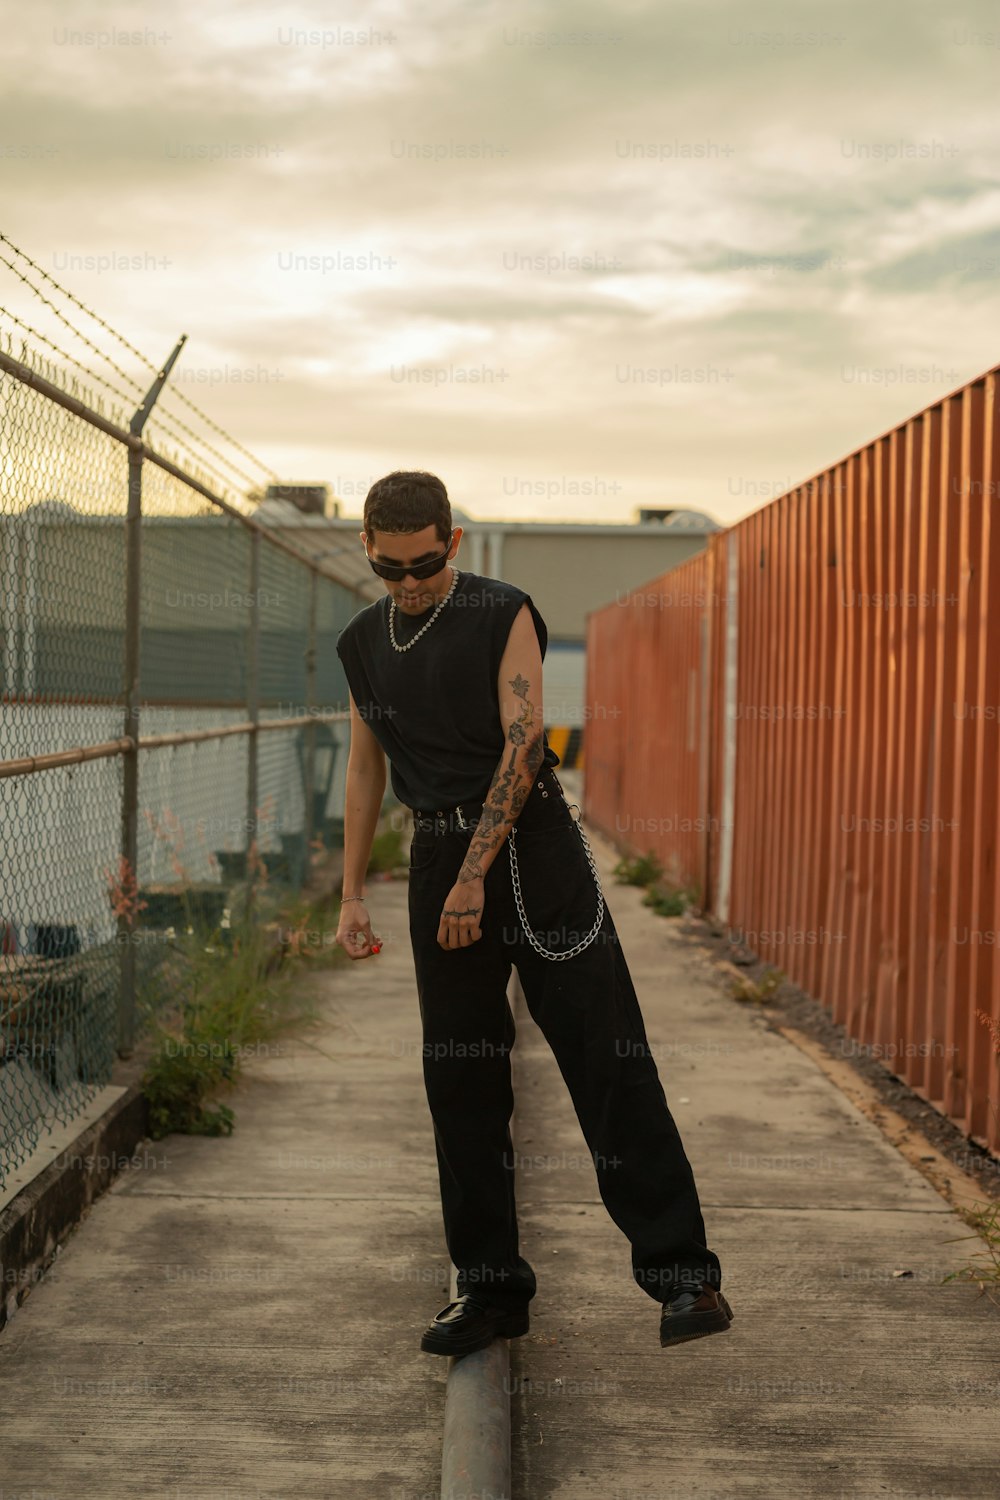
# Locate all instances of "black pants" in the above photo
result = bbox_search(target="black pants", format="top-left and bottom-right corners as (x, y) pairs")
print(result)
(406, 764), (722, 1309)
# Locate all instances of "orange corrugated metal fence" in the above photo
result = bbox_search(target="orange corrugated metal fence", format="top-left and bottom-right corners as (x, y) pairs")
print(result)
(585, 364), (1000, 1156)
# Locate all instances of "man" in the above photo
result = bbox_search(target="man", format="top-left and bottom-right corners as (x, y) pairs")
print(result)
(334, 470), (732, 1357)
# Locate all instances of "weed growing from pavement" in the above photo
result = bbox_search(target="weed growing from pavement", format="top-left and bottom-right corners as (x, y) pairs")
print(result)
(368, 825), (405, 873)
(728, 966), (785, 1004)
(136, 833), (358, 1138)
(612, 850), (699, 916)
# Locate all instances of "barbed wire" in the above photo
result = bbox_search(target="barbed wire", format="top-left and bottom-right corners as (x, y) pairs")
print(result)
(0, 231), (280, 488)
(0, 328), (249, 512)
(0, 247), (148, 394)
(0, 270), (261, 500)
(142, 408), (262, 498)
(0, 303), (146, 411)
(0, 249), (266, 496)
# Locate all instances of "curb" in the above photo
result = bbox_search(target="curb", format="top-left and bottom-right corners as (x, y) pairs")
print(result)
(0, 1080), (150, 1332)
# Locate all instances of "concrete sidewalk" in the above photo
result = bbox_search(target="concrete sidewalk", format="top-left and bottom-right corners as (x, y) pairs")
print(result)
(0, 863), (457, 1500)
(507, 776), (1000, 1500)
(1, 772), (998, 1500)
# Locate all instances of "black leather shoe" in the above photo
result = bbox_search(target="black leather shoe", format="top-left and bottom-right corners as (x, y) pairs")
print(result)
(659, 1284), (733, 1347)
(420, 1294), (530, 1357)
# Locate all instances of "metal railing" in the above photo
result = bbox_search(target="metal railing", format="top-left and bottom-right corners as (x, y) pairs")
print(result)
(586, 361), (1000, 1157)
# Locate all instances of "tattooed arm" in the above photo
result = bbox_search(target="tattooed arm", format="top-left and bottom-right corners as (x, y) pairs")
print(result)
(437, 602), (545, 947)
(457, 602), (546, 885)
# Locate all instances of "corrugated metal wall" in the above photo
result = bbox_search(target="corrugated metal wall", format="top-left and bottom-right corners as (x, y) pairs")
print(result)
(586, 365), (1000, 1156)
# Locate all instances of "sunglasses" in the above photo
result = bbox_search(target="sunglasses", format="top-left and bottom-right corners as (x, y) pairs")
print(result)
(365, 531), (454, 582)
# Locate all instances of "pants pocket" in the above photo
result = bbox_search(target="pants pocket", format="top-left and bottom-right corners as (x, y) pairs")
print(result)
(409, 834), (440, 872)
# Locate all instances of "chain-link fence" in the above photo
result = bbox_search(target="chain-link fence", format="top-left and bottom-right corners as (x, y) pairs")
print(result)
(0, 239), (367, 1191)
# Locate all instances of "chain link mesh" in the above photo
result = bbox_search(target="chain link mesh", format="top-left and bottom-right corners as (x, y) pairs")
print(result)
(0, 340), (131, 1181)
(0, 284), (360, 1191)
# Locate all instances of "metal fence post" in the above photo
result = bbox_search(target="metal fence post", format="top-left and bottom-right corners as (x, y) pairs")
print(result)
(303, 570), (318, 867)
(247, 525), (260, 921)
(118, 436), (142, 1058)
(117, 335), (187, 1058)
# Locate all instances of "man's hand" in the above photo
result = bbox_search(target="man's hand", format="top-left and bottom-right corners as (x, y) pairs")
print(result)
(437, 876), (485, 949)
(336, 901), (380, 960)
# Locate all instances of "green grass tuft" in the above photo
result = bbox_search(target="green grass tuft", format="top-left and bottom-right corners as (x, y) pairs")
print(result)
(366, 826), (406, 874)
(613, 851), (665, 888)
(138, 884), (339, 1139)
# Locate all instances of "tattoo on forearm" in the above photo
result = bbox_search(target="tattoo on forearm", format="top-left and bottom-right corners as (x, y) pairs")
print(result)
(456, 670), (545, 883)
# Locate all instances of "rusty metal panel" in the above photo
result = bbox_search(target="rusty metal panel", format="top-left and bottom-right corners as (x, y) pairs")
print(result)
(890, 419), (924, 1105)
(826, 453), (855, 1033)
(973, 378), (1000, 1145)
(863, 437), (889, 1059)
(805, 471), (838, 1000)
(790, 486), (811, 975)
(908, 409), (941, 1108)
(585, 554), (711, 896)
(944, 382), (985, 1123)
(874, 428), (906, 1072)
(585, 362), (1000, 1156)
(925, 398), (963, 1105)
(705, 532), (729, 912)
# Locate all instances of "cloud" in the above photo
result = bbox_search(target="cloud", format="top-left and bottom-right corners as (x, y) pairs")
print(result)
(2, 0), (1000, 523)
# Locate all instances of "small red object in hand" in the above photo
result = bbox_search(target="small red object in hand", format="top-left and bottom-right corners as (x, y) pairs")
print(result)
(371, 941), (382, 954)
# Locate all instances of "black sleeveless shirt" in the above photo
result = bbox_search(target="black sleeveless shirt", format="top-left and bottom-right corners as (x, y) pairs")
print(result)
(335, 569), (560, 810)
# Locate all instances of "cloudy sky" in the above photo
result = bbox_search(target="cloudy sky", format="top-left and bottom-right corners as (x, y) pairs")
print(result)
(3, 0), (1000, 526)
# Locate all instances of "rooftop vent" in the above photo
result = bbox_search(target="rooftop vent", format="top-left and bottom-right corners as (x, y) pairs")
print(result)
(263, 483), (335, 517)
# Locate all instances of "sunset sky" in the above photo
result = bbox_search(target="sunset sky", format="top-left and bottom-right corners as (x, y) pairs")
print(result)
(3, 0), (1000, 525)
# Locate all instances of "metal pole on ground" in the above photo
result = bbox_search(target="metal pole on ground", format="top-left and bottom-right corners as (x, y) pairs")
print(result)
(439, 1266), (512, 1500)
(438, 970), (522, 1500)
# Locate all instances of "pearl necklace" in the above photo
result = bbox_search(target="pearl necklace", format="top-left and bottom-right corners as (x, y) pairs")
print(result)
(389, 567), (461, 652)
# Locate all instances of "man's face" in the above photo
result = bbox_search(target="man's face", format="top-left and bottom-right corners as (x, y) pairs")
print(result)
(363, 524), (462, 613)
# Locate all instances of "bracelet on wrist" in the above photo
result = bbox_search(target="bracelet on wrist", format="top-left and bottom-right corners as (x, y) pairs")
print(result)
(341, 894), (366, 902)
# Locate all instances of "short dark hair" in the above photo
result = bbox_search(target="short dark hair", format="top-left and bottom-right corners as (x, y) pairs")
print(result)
(364, 471), (452, 547)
